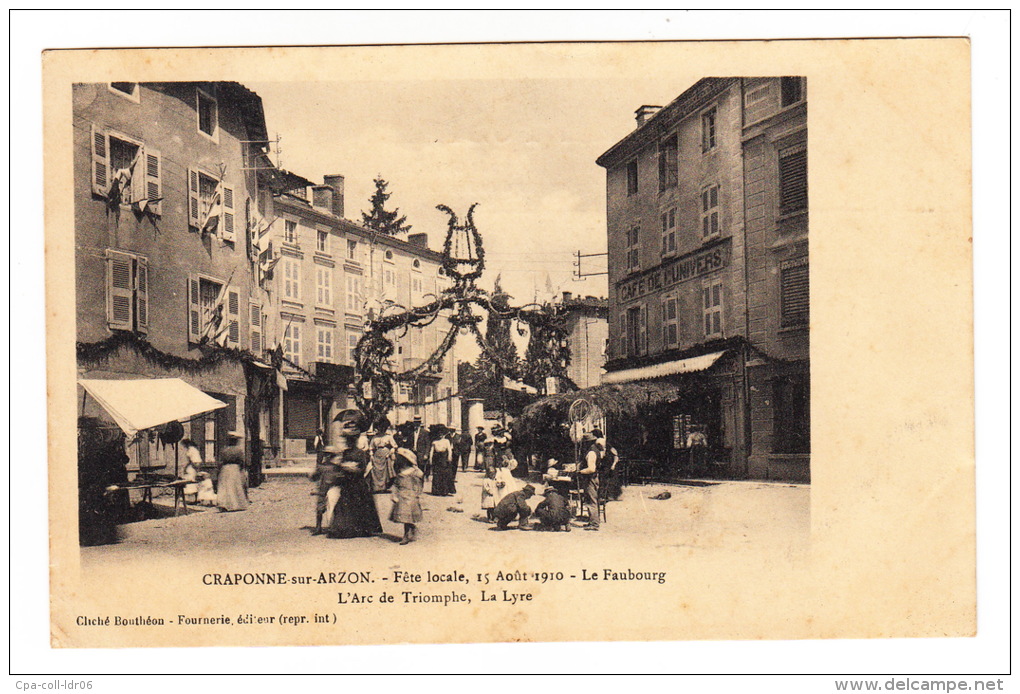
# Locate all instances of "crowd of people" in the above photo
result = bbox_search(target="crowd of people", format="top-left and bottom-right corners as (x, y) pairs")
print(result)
(183, 410), (620, 545)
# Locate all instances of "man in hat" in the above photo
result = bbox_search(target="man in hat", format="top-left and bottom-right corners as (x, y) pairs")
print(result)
(473, 425), (487, 471)
(411, 415), (432, 479)
(492, 484), (536, 530)
(534, 486), (572, 532)
(309, 444), (342, 535)
(578, 432), (601, 531)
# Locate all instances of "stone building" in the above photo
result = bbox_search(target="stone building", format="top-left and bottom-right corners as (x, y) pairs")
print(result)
(73, 81), (308, 476)
(558, 292), (609, 390)
(596, 77), (808, 481)
(263, 181), (459, 462)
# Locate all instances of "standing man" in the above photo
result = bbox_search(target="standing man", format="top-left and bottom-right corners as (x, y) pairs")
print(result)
(453, 429), (473, 473)
(578, 432), (601, 531)
(412, 417), (432, 480)
(473, 426), (487, 471)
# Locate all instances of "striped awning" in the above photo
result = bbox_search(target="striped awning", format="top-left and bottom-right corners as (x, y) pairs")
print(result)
(601, 350), (726, 385)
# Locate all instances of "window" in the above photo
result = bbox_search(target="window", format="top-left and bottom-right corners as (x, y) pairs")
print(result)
(187, 168), (234, 240)
(346, 275), (362, 313)
(283, 324), (301, 366)
(626, 160), (639, 196)
(317, 230), (329, 253)
(658, 134), (678, 191)
(702, 279), (723, 338)
(249, 302), (264, 353)
(316, 267), (332, 306)
(284, 220), (298, 245)
(744, 84), (769, 107)
(347, 330), (361, 363)
(197, 87), (218, 139)
(779, 145), (808, 215)
(187, 275), (240, 347)
(316, 328), (334, 362)
(702, 107), (717, 152)
(412, 259), (421, 269)
(662, 295), (679, 348)
(411, 276), (423, 301)
(90, 125), (162, 214)
(660, 208), (677, 256)
(780, 258), (809, 328)
(625, 305), (647, 356)
(109, 82), (139, 102)
(347, 239), (358, 261)
(780, 77), (804, 107)
(701, 185), (720, 239)
(282, 258), (301, 301)
(384, 250), (394, 262)
(625, 226), (640, 273)
(106, 250), (148, 334)
(773, 373), (810, 453)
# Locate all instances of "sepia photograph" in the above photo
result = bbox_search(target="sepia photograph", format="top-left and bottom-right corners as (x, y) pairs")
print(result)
(22, 12), (1005, 681)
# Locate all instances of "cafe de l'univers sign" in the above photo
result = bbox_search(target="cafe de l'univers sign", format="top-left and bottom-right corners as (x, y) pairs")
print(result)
(617, 237), (731, 304)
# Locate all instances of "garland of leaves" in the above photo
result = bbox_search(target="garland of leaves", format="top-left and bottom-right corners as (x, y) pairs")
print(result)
(352, 203), (572, 421)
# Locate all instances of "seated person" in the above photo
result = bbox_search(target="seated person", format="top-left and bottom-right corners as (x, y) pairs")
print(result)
(534, 487), (572, 532)
(542, 458), (564, 482)
(492, 484), (536, 531)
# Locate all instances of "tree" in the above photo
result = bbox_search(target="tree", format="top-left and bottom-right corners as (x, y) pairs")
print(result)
(361, 176), (412, 236)
(475, 274), (519, 381)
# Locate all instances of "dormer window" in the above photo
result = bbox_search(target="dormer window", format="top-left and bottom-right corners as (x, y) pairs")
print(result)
(197, 87), (218, 140)
(109, 82), (139, 102)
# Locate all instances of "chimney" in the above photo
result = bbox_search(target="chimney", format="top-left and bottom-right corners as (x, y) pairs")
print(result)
(311, 185), (333, 212)
(322, 174), (345, 218)
(635, 105), (662, 127)
(562, 291), (573, 302)
(406, 233), (429, 249)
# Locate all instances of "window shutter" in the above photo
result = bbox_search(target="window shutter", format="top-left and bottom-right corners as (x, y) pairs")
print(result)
(249, 302), (263, 353)
(91, 124), (110, 197)
(220, 185), (235, 242)
(187, 169), (200, 228)
(779, 147), (808, 214)
(226, 286), (240, 346)
(106, 251), (134, 331)
(142, 147), (162, 215)
(781, 260), (809, 326)
(639, 305), (648, 355)
(135, 256), (149, 333)
(188, 274), (201, 342)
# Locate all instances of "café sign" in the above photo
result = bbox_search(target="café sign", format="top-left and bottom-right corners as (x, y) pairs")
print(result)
(618, 240), (730, 303)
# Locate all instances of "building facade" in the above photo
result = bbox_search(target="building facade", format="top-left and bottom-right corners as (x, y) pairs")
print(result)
(558, 292), (609, 390)
(597, 77), (808, 481)
(263, 180), (459, 461)
(74, 81), (307, 476)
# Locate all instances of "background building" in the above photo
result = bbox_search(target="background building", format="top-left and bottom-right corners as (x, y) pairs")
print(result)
(558, 292), (608, 390)
(596, 76), (808, 481)
(263, 179), (459, 462)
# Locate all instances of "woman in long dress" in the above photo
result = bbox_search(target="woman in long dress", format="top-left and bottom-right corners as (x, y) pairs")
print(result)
(327, 410), (383, 539)
(429, 426), (456, 496)
(217, 431), (249, 512)
(367, 419), (397, 494)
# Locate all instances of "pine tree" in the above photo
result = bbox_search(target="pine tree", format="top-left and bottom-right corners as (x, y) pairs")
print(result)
(361, 177), (412, 236)
(476, 274), (520, 381)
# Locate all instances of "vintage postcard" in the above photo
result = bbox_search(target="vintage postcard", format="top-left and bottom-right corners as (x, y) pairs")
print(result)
(43, 39), (973, 649)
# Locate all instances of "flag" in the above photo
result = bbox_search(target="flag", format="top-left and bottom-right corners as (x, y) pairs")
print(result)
(202, 283), (230, 345)
(271, 343), (287, 391)
(200, 182), (222, 235)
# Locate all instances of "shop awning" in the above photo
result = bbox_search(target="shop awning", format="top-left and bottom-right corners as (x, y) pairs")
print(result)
(78, 378), (227, 438)
(601, 350), (726, 385)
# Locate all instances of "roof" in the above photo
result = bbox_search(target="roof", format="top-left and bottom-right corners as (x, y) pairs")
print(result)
(78, 378), (226, 438)
(595, 77), (738, 169)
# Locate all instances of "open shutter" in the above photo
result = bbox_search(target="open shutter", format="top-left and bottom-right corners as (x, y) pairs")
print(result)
(226, 286), (240, 346)
(220, 185), (236, 242)
(135, 257), (149, 333)
(91, 124), (110, 197)
(188, 274), (201, 342)
(106, 251), (134, 331)
(188, 169), (200, 228)
(143, 147), (162, 215)
(249, 302), (263, 354)
(639, 304), (648, 355)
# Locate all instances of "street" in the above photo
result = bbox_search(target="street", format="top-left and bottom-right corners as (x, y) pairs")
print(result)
(81, 471), (809, 565)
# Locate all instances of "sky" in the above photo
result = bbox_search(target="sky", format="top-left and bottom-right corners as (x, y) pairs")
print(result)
(246, 77), (681, 305)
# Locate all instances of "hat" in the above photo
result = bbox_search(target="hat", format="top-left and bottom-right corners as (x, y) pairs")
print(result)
(226, 430), (243, 439)
(542, 486), (560, 496)
(395, 448), (418, 467)
(591, 428), (604, 439)
(522, 484), (536, 495)
(334, 409), (367, 432)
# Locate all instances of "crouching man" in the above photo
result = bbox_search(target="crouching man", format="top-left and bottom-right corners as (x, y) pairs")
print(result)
(493, 484), (536, 531)
(534, 487), (572, 532)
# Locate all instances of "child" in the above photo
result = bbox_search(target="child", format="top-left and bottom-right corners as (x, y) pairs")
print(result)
(493, 460), (518, 506)
(389, 448), (424, 545)
(480, 467), (498, 522)
(195, 472), (217, 506)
